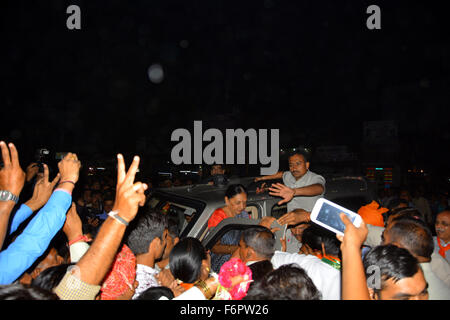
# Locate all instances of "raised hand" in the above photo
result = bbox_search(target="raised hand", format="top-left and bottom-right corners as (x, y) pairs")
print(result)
(268, 183), (295, 205)
(336, 213), (368, 251)
(255, 182), (268, 194)
(277, 208), (310, 226)
(259, 216), (280, 233)
(25, 164), (60, 212)
(111, 154), (147, 223)
(25, 163), (39, 182)
(0, 141), (25, 196)
(62, 203), (83, 243)
(57, 153), (81, 183)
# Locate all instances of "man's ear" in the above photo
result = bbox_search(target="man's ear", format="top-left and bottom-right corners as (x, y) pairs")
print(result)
(321, 243), (326, 256)
(246, 247), (255, 260)
(174, 237), (180, 246)
(31, 268), (42, 279)
(149, 237), (161, 254)
(306, 162), (310, 170)
(367, 287), (377, 300)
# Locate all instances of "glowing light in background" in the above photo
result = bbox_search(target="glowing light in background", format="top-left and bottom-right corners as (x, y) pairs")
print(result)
(147, 64), (164, 84)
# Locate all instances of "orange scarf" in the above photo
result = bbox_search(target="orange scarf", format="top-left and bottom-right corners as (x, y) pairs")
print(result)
(179, 282), (195, 291)
(207, 208), (228, 229)
(437, 237), (450, 259)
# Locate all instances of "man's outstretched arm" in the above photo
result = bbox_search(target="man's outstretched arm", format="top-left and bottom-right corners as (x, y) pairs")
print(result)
(0, 142), (25, 249)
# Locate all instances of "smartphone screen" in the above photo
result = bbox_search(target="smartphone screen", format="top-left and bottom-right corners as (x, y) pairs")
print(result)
(315, 201), (357, 234)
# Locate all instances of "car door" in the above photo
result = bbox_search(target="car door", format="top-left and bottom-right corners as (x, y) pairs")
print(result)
(201, 217), (286, 273)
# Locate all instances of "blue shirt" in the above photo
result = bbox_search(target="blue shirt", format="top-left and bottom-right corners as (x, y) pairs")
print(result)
(8, 204), (34, 235)
(0, 190), (72, 284)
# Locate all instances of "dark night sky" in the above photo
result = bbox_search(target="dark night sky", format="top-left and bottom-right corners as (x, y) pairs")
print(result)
(0, 1), (449, 176)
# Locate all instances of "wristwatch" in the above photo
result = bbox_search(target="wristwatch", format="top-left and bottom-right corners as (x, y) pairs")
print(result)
(108, 210), (129, 226)
(0, 190), (19, 203)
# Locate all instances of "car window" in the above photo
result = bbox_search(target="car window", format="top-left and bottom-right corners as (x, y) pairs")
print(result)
(148, 192), (205, 238)
(271, 203), (287, 220)
(244, 205), (260, 219)
(161, 201), (197, 236)
(147, 196), (160, 209)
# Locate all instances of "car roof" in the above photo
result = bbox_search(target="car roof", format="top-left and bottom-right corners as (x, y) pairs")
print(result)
(155, 174), (371, 203)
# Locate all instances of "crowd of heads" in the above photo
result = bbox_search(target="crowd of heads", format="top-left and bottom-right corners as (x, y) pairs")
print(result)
(0, 141), (448, 302)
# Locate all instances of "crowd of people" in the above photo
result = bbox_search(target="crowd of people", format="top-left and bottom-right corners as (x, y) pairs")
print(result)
(0, 141), (449, 300)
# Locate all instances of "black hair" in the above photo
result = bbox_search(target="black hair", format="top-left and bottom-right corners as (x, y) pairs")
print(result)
(385, 218), (434, 259)
(225, 184), (248, 199)
(288, 147), (311, 163)
(32, 263), (75, 292)
(167, 214), (179, 239)
(363, 244), (421, 297)
(126, 208), (168, 255)
(211, 164), (225, 170)
(135, 286), (174, 300)
(302, 224), (341, 257)
(387, 198), (410, 210)
(169, 237), (207, 283)
(82, 222), (100, 239)
(248, 260), (274, 283)
(0, 283), (59, 300)
(244, 264), (321, 300)
(384, 207), (424, 227)
(242, 226), (275, 259)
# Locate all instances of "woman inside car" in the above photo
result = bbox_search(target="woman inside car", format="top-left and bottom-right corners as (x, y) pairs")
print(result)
(207, 184), (250, 272)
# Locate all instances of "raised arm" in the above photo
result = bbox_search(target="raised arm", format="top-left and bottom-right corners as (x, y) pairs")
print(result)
(277, 208), (311, 226)
(73, 154), (147, 285)
(254, 171), (283, 182)
(9, 164), (60, 234)
(0, 153), (80, 284)
(0, 142), (25, 249)
(268, 183), (324, 205)
(336, 213), (370, 300)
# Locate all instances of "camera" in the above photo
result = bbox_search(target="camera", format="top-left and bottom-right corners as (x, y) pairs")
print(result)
(34, 148), (50, 173)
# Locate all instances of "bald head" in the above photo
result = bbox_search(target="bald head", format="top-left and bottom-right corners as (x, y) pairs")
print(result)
(383, 218), (434, 262)
(436, 210), (450, 242)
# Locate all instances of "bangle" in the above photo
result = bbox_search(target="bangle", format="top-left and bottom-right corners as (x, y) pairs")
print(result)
(58, 180), (76, 186)
(108, 210), (129, 226)
(68, 234), (90, 246)
(195, 280), (210, 298)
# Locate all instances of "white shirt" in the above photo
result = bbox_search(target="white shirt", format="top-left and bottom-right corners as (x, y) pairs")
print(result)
(420, 262), (450, 300)
(271, 251), (341, 300)
(170, 286), (206, 300)
(132, 264), (159, 299)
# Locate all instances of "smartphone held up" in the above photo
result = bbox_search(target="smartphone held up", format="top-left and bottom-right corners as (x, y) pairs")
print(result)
(310, 198), (362, 236)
